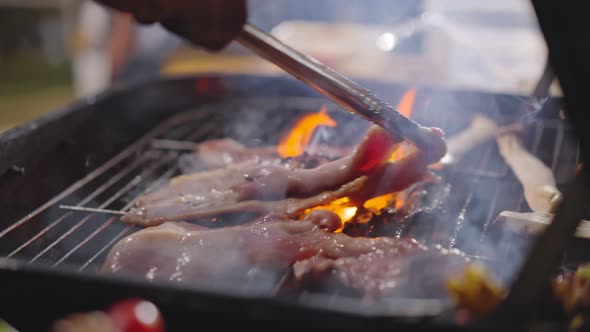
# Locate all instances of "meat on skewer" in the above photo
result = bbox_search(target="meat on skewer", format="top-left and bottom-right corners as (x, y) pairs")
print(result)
(191, 138), (351, 170)
(123, 126), (443, 227)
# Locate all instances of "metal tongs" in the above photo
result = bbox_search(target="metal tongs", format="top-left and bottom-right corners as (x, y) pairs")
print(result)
(236, 24), (443, 161)
(238, 23), (587, 320)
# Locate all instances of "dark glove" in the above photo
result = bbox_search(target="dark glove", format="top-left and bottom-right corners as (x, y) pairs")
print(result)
(94, 0), (247, 50)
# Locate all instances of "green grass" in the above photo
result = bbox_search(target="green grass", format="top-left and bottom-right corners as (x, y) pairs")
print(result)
(0, 55), (74, 132)
(0, 55), (72, 97)
(0, 85), (74, 133)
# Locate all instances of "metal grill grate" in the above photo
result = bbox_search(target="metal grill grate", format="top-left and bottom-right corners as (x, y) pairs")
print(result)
(0, 110), (224, 270)
(0, 97), (579, 299)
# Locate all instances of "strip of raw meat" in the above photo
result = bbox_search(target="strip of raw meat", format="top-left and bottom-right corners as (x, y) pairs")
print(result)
(104, 210), (468, 298)
(193, 138), (279, 169)
(123, 176), (367, 227)
(105, 210), (467, 298)
(124, 132), (433, 226)
(124, 145), (430, 227)
(190, 138), (351, 170)
(105, 211), (366, 287)
(122, 126), (407, 226)
(139, 126), (395, 205)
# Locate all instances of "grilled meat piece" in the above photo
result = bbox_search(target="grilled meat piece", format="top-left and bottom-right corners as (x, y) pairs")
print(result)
(293, 243), (469, 299)
(125, 176), (368, 227)
(105, 211), (355, 287)
(104, 210), (468, 298)
(123, 126), (432, 227)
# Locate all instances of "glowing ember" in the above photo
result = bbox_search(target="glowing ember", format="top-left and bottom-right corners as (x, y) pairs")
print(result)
(363, 194), (396, 213)
(303, 197), (358, 232)
(341, 207), (359, 221)
(389, 88), (417, 161)
(278, 107), (337, 158)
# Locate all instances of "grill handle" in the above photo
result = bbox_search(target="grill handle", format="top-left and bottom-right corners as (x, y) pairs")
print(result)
(236, 23), (446, 163)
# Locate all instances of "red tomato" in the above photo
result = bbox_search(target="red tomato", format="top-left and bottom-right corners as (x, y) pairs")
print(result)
(106, 298), (165, 332)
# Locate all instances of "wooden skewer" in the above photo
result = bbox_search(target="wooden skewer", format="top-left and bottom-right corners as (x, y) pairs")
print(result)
(496, 211), (590, 240)
(496, 131), (562, 213)
(59, 205), (128, 215)
(429, 115), (562, 213)
(151, 139), (200, 151)
(430, 114), (499, 169)
(446, 114), (499, 162)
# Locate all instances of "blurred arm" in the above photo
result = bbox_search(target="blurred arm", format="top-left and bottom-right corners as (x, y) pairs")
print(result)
(93, 0), (247, 50)
(108, 12), (134, 79)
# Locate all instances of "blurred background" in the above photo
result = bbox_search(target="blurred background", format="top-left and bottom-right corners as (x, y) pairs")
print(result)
(0, 0), (558, 133)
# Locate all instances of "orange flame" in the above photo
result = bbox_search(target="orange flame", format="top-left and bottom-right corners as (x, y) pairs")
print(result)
(363, 194), (396, 212)
(397, 88), (417, 118)
(278, 107), (337, 158)
(389, 88), (417, 161)
(303, 197), (358, 233)
(363, 192), (407, 213)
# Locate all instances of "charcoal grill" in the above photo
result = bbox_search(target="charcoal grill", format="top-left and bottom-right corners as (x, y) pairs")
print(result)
(0, 72), (580, 331)
(3, 0), (590, 329)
